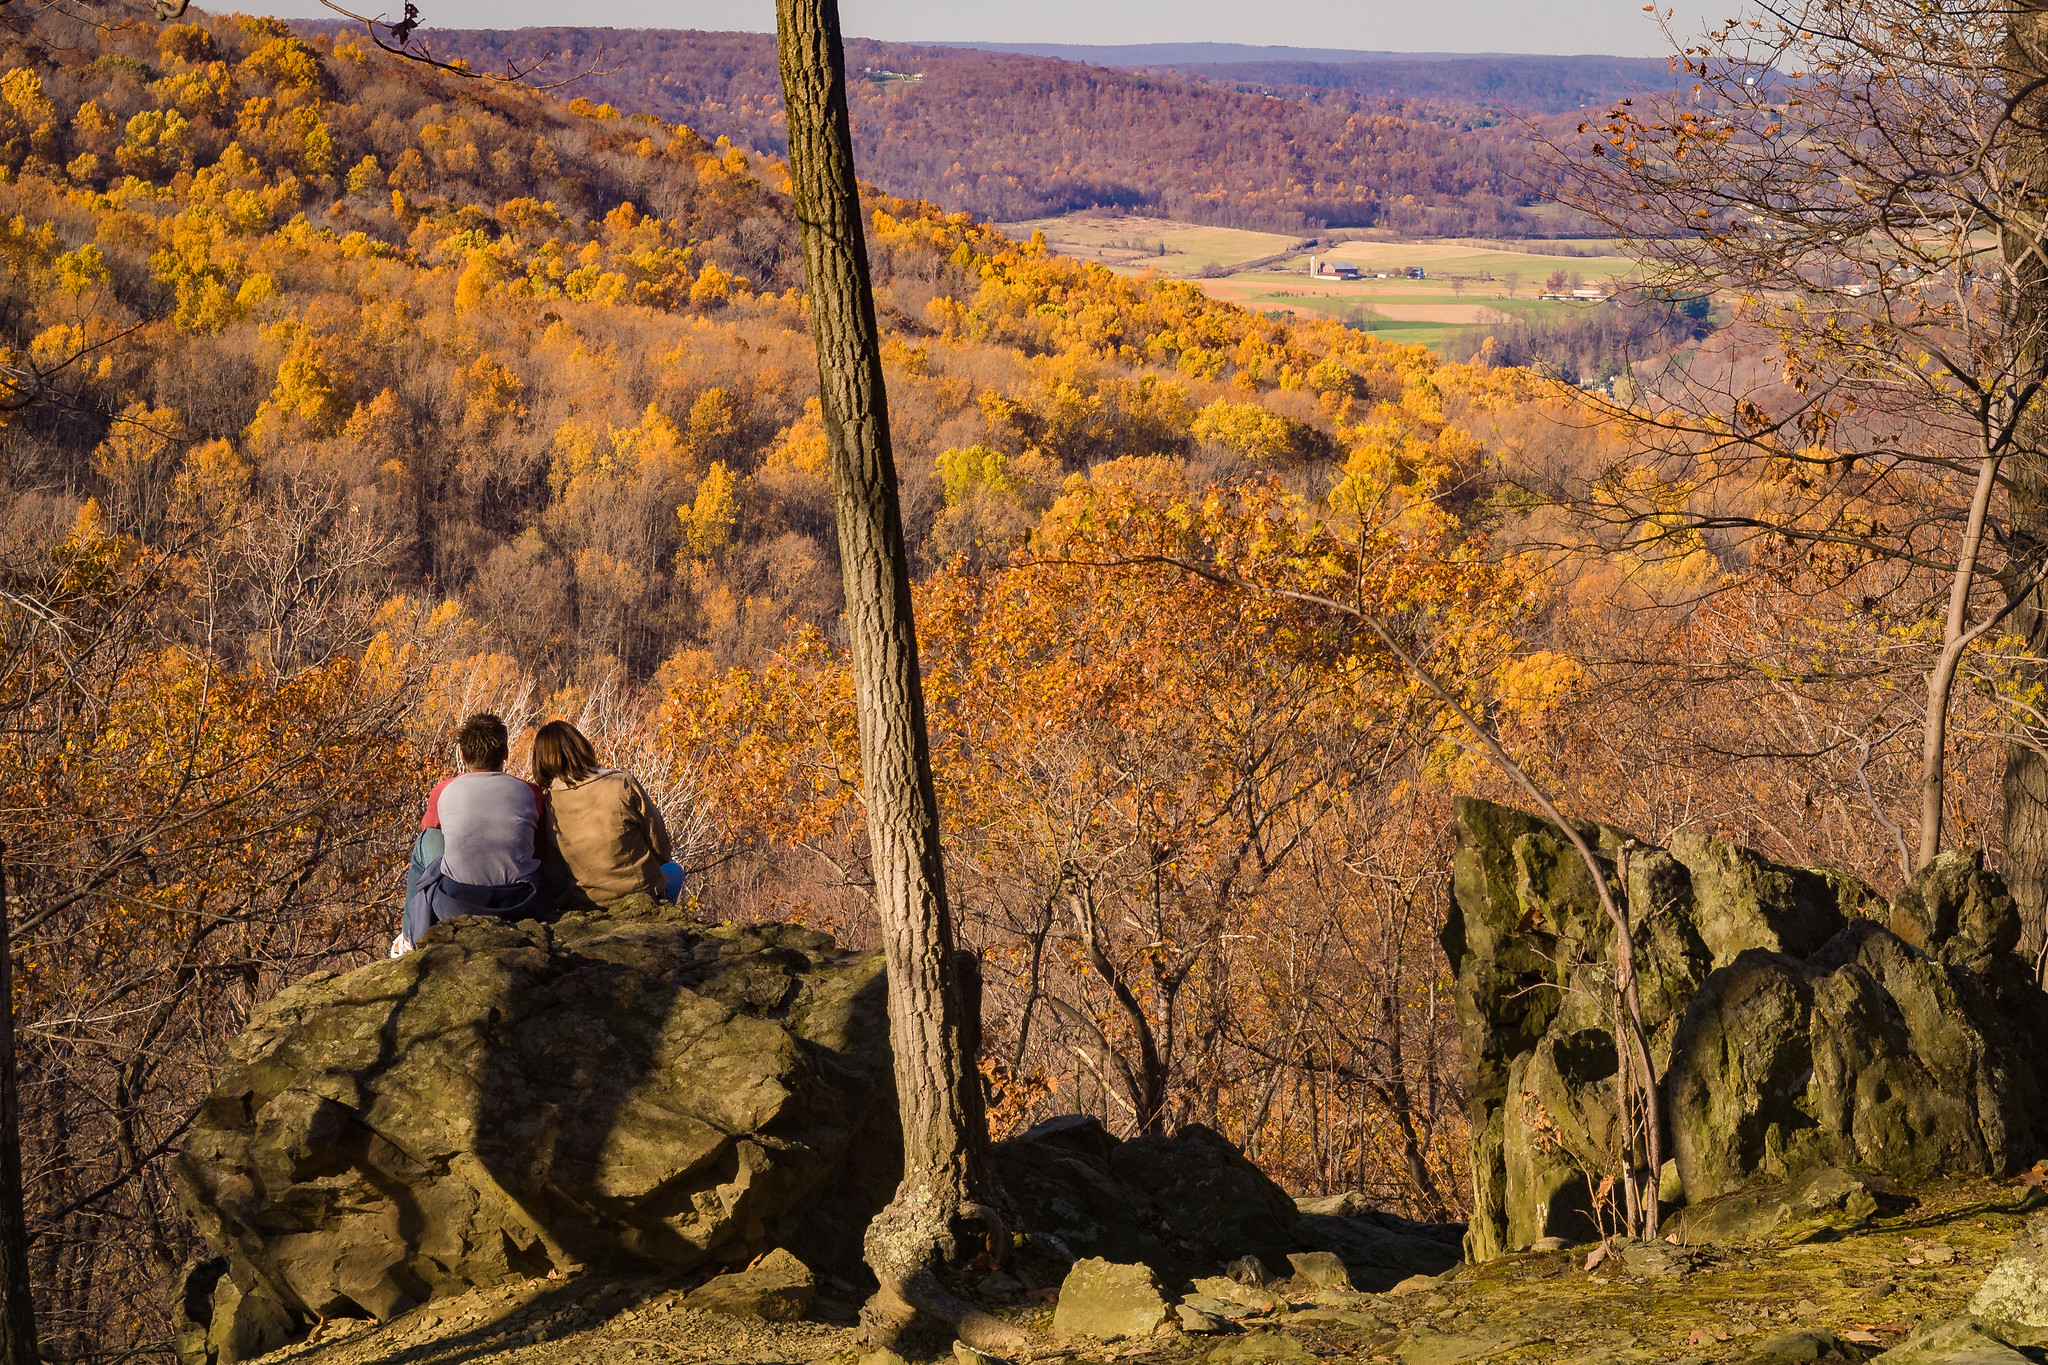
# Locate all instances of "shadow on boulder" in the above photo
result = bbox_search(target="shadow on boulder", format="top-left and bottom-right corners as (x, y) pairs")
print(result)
(174, 900), (899, 1364)
(989, 1115), (1462, 1290)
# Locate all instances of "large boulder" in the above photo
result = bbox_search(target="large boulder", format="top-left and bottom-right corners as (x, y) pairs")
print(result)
(991, 1115), (1461, 1289)
(1444, 799), (2048, 1260)
(174, 900), (899, 1362)
(991, 1115), (1301, 1277)
(1666, 921), (2032, 1200)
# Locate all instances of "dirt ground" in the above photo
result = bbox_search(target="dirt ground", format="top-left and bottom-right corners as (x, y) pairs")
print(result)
(240, 1176), (2047, 1365)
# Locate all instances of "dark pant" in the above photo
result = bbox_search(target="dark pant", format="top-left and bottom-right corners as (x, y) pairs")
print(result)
(402, 832), (543, 943)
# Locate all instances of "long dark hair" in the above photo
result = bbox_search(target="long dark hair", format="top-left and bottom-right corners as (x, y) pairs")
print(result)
(532, 720), (600, 789)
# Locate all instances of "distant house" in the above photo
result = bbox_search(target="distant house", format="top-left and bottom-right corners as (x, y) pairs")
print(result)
(1310, 260), (1361, 280)
(1569, 287), (1607, 300)
(1408, 267), (1426, 279)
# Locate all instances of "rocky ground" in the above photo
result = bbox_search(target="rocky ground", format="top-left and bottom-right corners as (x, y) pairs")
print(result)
(234, 1175), (2048, 1365)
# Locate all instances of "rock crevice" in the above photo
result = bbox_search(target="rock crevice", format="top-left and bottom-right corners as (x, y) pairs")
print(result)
(1444, 797), (2048, 1260)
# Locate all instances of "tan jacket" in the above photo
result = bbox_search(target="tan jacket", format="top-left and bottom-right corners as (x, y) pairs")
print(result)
(543, 768), (672, 906)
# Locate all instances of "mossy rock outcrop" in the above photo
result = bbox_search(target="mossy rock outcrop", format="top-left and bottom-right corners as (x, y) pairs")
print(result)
(1445, 798), (2048, 1260)
(173, 899), (899, 1363)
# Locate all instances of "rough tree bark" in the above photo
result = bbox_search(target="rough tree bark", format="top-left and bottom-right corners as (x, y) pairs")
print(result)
(772, 0), (1017, 1347)
(0, 846), (37, 1365)
(2005, 0), (2048, 971)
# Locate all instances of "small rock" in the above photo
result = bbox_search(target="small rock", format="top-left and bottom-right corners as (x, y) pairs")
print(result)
(1391, 1325), (1531, 1364)
(1618, 1239), (1704, 1279)
(1191, 1277), (1287, 1315)
(1183, 1293), (1247, 1320)
(1176, 1304), (1224, 1334)
(953, 1342), (1008, 1365)
(1794, 1299), (1823, 1319)
(1923, 1244), (1957, 1265)
(1285, 1251), (1353, 1291)
(1972, 1215), (2048, 1328)
(684, 1248), (816, 1322)
(978, 1270), (1022, 1299)
(1229, 1255), (1277, 1287)
(1682, 1167), (1879, 1247)
(1288, 1307), (1384, 1331)
(1869, 1318), (2032, 1363)
(858, 1351), (911, 1365)
(1751, 1329), (1848, 1362)
(1529, 1237), (1570, 1251)
(1052, 1258), (1171, 1342)
(1206, 1332), (1313, 1364)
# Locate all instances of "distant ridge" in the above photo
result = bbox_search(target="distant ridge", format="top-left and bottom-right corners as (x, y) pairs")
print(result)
(927, 42), (1644, 65)
(927, 42), (1457, 64)
(925, 43), (1679, 114)
(319, 25), (1638, 232)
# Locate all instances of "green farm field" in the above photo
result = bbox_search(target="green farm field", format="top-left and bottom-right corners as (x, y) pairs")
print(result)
(1008, 212), (1641, 351)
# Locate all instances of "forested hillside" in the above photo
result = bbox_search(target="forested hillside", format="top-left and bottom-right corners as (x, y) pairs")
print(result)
(320, 26), (1589, 233)
(0, 5), (2011, 1363)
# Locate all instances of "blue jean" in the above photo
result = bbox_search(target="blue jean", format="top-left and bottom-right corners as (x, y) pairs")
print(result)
(662, 861), (684, 903)
(406, 829), (445, 903)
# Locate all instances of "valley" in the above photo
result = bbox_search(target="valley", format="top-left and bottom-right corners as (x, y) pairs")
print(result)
(1006, 212), (1644, 351)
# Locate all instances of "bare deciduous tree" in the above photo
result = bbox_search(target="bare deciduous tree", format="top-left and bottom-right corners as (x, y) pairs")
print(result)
(1543, 0), (2048, 943)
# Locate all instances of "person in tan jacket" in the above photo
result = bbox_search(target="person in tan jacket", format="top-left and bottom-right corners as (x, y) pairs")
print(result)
(531, 720), (683, 907)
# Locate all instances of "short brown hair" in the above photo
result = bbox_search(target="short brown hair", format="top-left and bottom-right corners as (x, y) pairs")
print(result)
(532, 720), (600, 789)
(457, 713), (509, 771)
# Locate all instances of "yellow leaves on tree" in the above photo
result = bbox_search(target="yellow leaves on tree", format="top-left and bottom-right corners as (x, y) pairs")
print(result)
(152, 62), (234, 123)
(1190, 398), (1304, 463)
(936, 444), (1016, 506)
(345, 154), (381, 196)
(455, 249), (505, 312)
(169, 437), (251, 535)
(237, 37), (329, 95)
(679, 461), (739, 557)
(53, 244), (107, 296)
(0, 69), (56, 174)
(457, 354), (526, 435)
(689, 261), (736, 308)
(764, 398), (830, 477)
(27, 322), (112, 386)
(686, 387), (738, 462)
(248, 325), (348, 442)
(117, 108), (194, 180)
(156, 23), (219, 64)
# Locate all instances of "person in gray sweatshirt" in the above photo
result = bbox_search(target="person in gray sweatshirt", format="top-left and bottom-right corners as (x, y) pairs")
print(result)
(392, 712), (547, 955)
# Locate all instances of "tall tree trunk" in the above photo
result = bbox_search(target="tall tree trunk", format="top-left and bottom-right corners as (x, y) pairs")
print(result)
(0, 846), (38, 1365)
(2006, 2), (2048, 971)
(773, 0), (1015, 1347)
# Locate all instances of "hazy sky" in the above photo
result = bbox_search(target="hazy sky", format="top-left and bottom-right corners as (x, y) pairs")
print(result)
(266, 0), (1716, 57)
